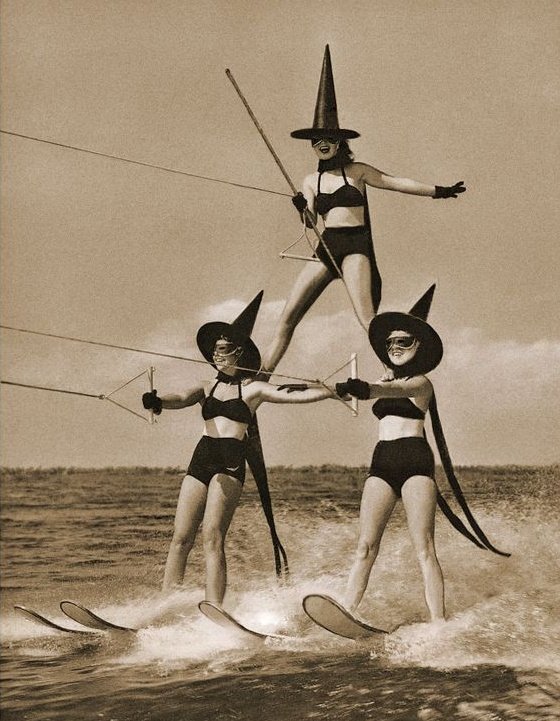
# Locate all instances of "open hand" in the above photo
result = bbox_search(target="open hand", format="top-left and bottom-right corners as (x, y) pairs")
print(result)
(434, 181), (466, 199)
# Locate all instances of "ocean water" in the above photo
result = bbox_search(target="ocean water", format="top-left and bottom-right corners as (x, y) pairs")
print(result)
(1, 465), (559, 721)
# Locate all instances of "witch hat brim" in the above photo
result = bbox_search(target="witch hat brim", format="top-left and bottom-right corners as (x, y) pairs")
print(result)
(196, 291), (263, 374)
(368, 284), (443, 376)
(291, 45), (360, 141)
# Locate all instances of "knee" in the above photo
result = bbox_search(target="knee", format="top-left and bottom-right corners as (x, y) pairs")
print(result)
(355, 538), (379, 561)
(415, 537), (437, 566)
(202, 526), (225, 554)
(170, 529), (196, 554)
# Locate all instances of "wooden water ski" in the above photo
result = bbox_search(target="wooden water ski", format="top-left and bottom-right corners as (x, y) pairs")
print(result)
(60, 601), (137, 633)
(14, 605), (94, 634)
(198, 601), (285, 640)
(303, 594), (387, 640)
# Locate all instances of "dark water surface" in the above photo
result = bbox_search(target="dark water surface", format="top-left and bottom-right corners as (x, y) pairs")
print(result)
(1, 465), (559, 720)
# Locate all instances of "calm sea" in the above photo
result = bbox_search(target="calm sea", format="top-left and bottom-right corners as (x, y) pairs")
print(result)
(1, 465), (559, 721)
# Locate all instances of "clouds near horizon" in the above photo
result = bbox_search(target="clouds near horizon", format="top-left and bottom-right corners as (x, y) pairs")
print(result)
(2, 300), (558, 467)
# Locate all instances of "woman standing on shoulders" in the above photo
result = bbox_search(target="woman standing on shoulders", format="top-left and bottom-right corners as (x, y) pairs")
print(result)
(142, 291), (337, 607)
(334, 285), (509, 622)
(262, 45), (465, 374)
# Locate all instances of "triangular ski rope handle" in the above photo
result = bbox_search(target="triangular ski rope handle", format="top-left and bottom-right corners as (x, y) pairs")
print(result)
(279, 224), (321, 263)
(320, 353), (359, 417)
(101, 367), (156, 424)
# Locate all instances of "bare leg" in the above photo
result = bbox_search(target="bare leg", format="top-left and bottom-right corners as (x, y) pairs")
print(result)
(401, 475), (445, 621)
(202, 473), (243, 606)
(344, 477), (397, 612)
(262, 262), (333, 373)
(162, 475), (207, 592)
(341, 254), (376, 331)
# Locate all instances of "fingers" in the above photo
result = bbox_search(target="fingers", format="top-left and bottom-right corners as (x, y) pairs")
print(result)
(277, 383), (309, 393)
(451, 180), (466, 197)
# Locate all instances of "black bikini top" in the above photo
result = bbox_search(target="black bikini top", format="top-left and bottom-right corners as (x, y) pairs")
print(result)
(316, 166), (365, 216)
(372, 397), (426, 421)
(201, 381), (253, 425)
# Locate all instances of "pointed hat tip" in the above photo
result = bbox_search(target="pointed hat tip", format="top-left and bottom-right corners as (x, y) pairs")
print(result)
(409, 283), (436, 321)
(229, 289), (264, 339)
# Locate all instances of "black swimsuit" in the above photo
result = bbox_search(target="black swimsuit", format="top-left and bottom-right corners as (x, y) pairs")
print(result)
(369, 398), (434, 497)
(316, 166), (365, 215)
(372, 397), (426, 421)
(314, 167), (371, 275)
(202, 380), (252, 425)
(187, 381), (252, 486)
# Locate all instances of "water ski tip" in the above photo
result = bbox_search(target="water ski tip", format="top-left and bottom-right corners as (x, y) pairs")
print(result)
(60, 601), (137, 633)
(303, 594), (387, 640)
(14, 604), (94, 634)
(199, 601), (286, 640)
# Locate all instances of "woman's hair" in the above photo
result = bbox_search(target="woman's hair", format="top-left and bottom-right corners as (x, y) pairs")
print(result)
(337, 140), (354, 164)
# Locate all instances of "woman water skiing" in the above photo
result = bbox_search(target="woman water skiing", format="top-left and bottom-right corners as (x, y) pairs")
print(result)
(333, 285), (509, 622)
(262, 45), (465, 374)
(142, 291), (337, 606)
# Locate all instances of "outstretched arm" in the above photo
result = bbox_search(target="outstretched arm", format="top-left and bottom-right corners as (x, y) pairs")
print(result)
(248, 381), (336, 407)
(336, 375), (432, 401)
(358, 163), (465, 199)
(142, 384), (205, 413)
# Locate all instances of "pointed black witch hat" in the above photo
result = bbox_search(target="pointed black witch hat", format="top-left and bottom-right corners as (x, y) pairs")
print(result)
(196, 291), (263, 374)
(291, 45), (360, 141)
(368, 284), (443, 376)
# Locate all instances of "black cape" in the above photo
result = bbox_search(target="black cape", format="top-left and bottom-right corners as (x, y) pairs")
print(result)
(246, 416), (289, 577)
(429, 393), (510, 557)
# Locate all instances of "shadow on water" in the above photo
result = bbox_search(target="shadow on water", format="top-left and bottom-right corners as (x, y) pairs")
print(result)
(2, 649), (559, 721)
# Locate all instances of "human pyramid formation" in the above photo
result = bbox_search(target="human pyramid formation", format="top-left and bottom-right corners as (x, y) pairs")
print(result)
(142, 46), (508, 625)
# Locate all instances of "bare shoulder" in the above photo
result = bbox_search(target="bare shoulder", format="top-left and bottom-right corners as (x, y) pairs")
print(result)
(350, 161), (379, 174)
(240, 379), (270, 398)
(348, 161), (368, 173)
(395, 374), (432, 394)
(302, 171), (318, 190)
(412, 375), (433, 399)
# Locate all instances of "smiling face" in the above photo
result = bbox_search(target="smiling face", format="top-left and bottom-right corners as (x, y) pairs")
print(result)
(386, 330), (420, 367)
(213, 338), (243, 373)
(311, 137), (340, 160)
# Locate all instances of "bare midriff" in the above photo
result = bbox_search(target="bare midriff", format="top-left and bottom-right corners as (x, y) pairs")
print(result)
(323, 205), (365, 228)
(203, 417), (248, 441)
(378, 416), (425, 441)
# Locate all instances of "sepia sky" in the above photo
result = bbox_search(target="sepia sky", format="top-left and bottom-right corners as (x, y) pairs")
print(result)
(1, 0), (559, 468)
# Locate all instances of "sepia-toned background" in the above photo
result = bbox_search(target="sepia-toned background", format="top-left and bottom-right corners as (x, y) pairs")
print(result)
(2, 0), (559, 468)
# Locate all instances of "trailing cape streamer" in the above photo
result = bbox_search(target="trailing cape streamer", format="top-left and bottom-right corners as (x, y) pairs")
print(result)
(429, 394), (511, 556)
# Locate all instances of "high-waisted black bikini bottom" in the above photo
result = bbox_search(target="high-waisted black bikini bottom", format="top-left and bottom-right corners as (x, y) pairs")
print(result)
(368, 436), (435, 497)
(187, 435), (246, 486)
(315, 225), (370, 276)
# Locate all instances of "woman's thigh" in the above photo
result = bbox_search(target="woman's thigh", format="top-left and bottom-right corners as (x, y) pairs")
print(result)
(341, 254), (375, 323)
(358, 476), (398, 544)
(173, 475), (208, 537)
(279, 262), (333, 326)
(401, 476), (437, 542)
(203, 474), (244, 537)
